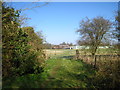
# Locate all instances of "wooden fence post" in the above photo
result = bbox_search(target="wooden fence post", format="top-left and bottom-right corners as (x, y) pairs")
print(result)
(76, 50), (80, 60)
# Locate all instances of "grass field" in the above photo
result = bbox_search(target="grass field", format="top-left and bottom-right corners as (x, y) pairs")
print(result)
(44, 49), (76, 59)
(44, 48), (118, 57)
(3, 48), (119, 88)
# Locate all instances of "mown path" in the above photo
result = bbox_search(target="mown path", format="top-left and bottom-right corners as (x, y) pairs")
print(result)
(38, 50), (95, 88)
(3, 50), (96, 88)
(41, 58), (95, 88)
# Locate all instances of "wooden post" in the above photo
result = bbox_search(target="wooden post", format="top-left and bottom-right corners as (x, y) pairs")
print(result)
(76, 49), (80, 60)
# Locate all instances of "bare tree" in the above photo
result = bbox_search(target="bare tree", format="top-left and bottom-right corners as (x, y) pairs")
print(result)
(114, 10), (120, 55)
(77, 16), (112, 68)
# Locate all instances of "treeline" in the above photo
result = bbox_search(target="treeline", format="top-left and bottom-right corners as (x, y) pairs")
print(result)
(2, 3), (45, 78)
(44, 42), (75, 49)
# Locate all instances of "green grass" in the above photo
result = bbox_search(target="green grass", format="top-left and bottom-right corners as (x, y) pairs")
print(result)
(3, 49), (96, 88)
(42, 58), (95, 88)
(3, 59), (95, 88)
(45, 49), (76, 58)
(82, 48), (118, 55)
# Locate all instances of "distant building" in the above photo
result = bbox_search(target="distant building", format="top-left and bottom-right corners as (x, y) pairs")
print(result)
(70, 46), (110, 49)
(52, 45), (61, 49)
(59, 45), (70, 49)
(70, 46), (89, 49)
(52, 45), (70, 49)
(52, 45), (110, 49)
(98, 46), (109, 49)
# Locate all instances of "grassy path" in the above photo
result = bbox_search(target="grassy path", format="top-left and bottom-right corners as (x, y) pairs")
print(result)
(41, 58), (95, 88)
(3, 49), (96, 88)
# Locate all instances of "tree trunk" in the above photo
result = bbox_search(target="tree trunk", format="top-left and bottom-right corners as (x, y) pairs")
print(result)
(93, 55), (97, 68)
(92, 46), (98, 68)
(92, 52), (97, 68)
